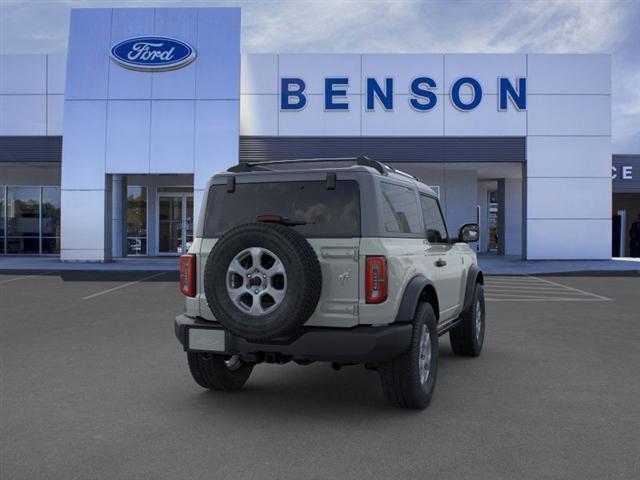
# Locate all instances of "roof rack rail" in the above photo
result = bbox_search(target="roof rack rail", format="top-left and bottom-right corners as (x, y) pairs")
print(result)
(388, 167), (420, 182)
(227, 156), (387, 175)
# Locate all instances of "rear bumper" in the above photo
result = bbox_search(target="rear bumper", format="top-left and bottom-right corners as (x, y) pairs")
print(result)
(174, 314), (411, 365)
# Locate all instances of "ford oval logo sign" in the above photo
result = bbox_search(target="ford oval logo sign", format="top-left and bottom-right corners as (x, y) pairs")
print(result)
(110, 36), (196, 72)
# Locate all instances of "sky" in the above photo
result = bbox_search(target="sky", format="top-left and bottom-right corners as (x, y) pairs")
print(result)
(1, 0), (639, 152)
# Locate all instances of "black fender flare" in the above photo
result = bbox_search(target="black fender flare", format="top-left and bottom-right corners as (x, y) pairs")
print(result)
(394, 275), (438, 323)
(461, 264), (484, 314)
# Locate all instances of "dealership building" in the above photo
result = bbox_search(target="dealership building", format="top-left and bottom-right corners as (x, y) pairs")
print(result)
(0, 7), (638, 261)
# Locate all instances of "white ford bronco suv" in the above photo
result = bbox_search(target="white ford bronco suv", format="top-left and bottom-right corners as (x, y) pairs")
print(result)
(175, 157), (485, 409)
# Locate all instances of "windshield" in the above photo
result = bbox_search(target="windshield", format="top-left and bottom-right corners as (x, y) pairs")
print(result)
(204, 180), (361, 238)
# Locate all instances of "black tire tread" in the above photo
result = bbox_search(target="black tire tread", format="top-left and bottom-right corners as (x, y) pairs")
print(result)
(449, 283), (484, 357)
(379, 302), (438, 410)
(267, 223), (322, 337)
(187, 352), (253, 391)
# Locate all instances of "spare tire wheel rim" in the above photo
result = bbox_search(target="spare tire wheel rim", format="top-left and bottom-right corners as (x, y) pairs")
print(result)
(226, 247), (287, 316)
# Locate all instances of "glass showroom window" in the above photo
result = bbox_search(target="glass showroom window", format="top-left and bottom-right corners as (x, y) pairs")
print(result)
(127, 186), (147, 255)
(0, 186), (61, 255)
(41, 187), (61, 254)
(6, 186), (41, 254)
(0, 186), (5, 254)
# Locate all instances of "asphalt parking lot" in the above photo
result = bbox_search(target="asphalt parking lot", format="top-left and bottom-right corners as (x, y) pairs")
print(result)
(2, 271), (639, 480)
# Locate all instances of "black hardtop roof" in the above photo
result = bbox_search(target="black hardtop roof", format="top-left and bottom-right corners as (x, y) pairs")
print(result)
(224, 156), (426, 184)
(210, 156), (438, 197)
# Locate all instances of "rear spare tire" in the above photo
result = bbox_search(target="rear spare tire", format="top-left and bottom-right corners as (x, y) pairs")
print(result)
(204, 222), (322, 342)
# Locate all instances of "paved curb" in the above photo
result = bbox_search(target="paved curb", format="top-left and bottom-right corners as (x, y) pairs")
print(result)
(485, 270), (640, 277)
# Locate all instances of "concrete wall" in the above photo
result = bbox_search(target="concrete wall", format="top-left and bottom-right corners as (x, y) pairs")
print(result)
(2, 43), (612, 260)
(526, 54), (611, 259)
(241, 53), (611, 259)
(0, 54), (65, 136)
(240, 54), (529, 137)
(503, 177), (523, 255)
(443, 169), (478, 237)
(60, 7), (240, 261)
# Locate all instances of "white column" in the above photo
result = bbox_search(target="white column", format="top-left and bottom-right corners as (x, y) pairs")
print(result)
(497, 179), (506, 255)
(60, 101), (109, 262)
(442, 168), (478, 237)
(526, 54), (611, 259)
(147, 182), (157, 256)
(60, 9), (111, 262)
(476, 182), (492, 253)
(504, 177), (523, 256)
(194, 101), (240, 224)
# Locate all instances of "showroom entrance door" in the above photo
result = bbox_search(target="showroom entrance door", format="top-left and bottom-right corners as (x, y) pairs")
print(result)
(157, 193), (194, 255)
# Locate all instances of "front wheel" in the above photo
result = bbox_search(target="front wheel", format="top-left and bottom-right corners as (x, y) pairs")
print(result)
(378, 302), (439, 409)
(187, 352), (253, 391)
(449, 283), (485, 356)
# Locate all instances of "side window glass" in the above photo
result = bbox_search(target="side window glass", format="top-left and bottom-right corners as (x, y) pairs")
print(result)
(420, 195), (448, 243)
(380, 183), (421, 234)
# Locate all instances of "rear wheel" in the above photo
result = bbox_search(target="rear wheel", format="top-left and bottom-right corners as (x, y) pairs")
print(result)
(449, 283), (485, 356)
(187, 352), (253, 391)
(379, 302), (438, 409)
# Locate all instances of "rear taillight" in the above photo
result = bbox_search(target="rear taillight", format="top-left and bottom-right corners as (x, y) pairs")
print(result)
(179, 254), (196, 297)
(366, 256), (387, 304)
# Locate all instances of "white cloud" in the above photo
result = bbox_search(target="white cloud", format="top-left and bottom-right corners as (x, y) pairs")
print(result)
(1, 0), (638, 150)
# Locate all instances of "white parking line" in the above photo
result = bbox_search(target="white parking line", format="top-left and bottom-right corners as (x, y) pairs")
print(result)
(489, 287), (576, 295)
(525, 275), (612, 301)
(485, 281), (556, 287)
(484, 275), (612, 302)
(485, 276), (544, 286)
(486, 297), (609, 302)
(485, 278), (546, 284)
(485, 284), (576, 291)
(0, 271), (54, 285)
(81, 272), (166, 300)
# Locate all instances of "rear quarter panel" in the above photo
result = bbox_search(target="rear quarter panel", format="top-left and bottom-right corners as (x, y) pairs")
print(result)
(358, 237), (428, 326)
(195, 237), (217, 320)
(305, 238), (360, 327)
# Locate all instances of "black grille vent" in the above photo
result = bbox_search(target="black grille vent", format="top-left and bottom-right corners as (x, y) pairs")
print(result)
(240, 136), (525, 164)
(0, 136), (62, 163)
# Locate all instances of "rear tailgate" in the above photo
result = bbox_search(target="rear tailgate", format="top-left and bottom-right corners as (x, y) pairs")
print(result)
(196, 238), (361, 326)
(196, 176), (363, 325)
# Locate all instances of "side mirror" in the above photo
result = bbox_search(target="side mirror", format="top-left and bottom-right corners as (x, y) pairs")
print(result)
(458, 223), (479, 243)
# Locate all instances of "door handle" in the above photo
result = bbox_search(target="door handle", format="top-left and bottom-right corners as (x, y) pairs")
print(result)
(435, 259), (447, 267)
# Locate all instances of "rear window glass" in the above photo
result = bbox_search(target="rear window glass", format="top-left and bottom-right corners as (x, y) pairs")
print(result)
(380, 182), (421, 234)
(204, 180), (360, 238)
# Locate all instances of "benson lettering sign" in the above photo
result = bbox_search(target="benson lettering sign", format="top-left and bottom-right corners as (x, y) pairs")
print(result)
(612, 155), (640, 193)
(110, 36), (196, 72)
(280, 77), (527, 112)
